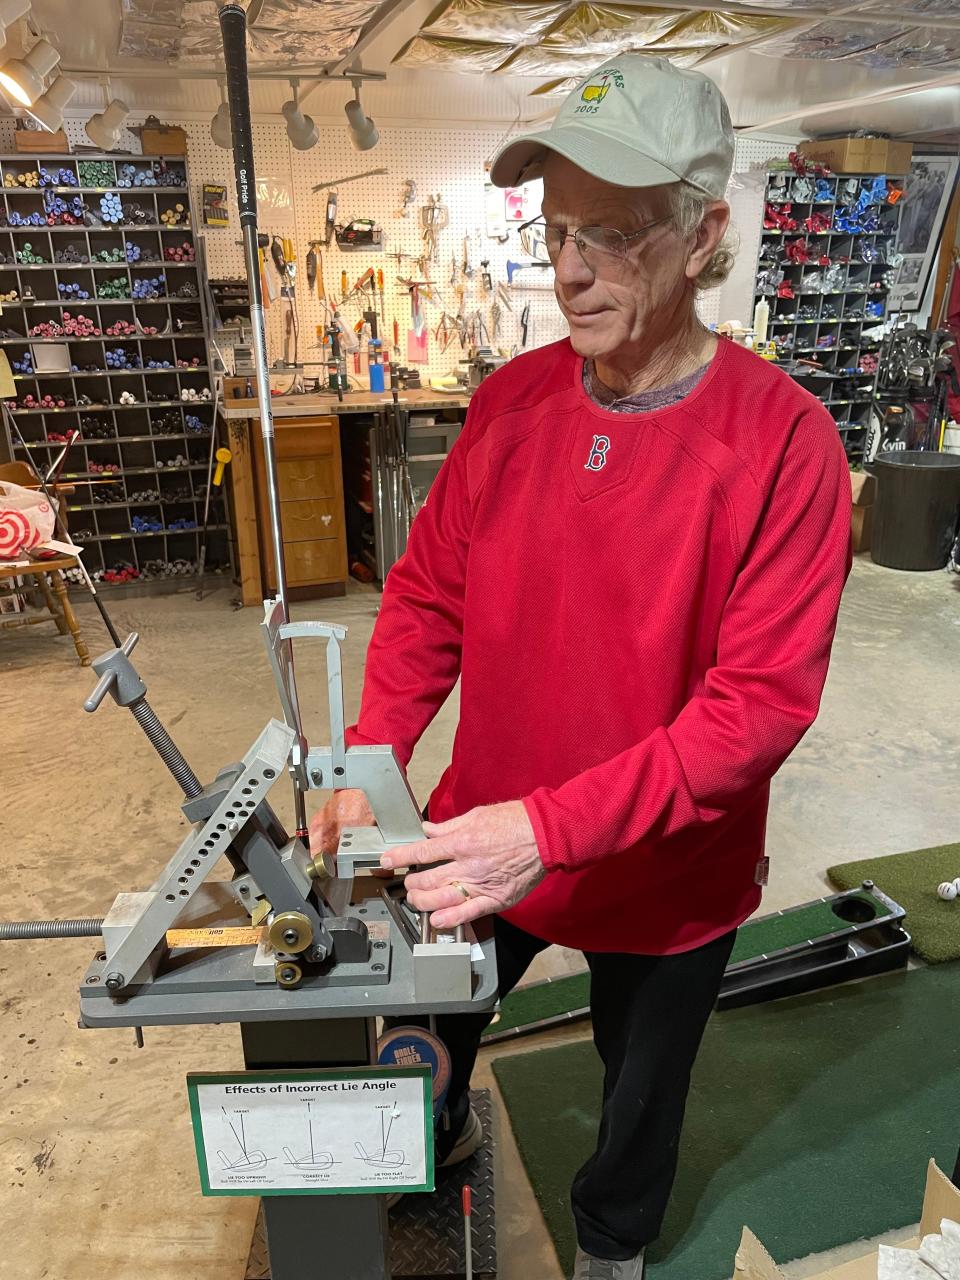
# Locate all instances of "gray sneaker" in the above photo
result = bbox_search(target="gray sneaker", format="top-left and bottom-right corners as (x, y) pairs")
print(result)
(572, 1246), (645, 1279)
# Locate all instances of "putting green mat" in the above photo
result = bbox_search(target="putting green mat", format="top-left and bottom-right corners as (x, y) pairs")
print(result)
(828, 842), (960, 963)
(492, 966), (960, 1278)
(484, 892), (883, 1038)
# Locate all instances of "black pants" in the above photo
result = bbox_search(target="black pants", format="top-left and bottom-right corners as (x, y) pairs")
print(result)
(417, 916), (735, 1260)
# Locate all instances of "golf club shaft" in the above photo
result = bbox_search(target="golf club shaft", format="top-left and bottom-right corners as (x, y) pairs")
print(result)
(220, 2), (308, 836)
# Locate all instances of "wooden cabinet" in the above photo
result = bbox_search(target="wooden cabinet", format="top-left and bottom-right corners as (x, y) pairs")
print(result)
(252, 416), (347, 598)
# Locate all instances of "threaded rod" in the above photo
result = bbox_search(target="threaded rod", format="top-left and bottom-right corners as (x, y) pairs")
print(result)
(130, 698), (203, 799)
(0, 919), (103, 941)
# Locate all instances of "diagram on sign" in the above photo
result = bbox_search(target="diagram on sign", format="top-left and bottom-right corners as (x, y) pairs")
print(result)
(217, 1108), (273, 1172)
(282, 1100), (337, 1172)
(190, 1070), (432, 1195)
(354, 1103), (407, 1168)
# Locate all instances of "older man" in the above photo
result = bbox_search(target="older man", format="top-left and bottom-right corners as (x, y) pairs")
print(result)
(314, 55), (851, 1279)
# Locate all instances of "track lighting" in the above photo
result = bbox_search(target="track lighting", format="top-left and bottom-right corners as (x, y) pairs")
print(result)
(27, 73), (76, 132)
(344, 80), (378, 152)
(85, 98), (129, 151)
(211, 79), (232, 149)
(281, 80), (318, 151)
(0, 38), (59, 108)
(0, 0), (31, 42)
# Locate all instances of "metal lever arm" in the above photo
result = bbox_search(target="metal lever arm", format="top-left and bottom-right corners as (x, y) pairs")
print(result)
(84, 633), (203, 800)
(84, 632), (139, 712)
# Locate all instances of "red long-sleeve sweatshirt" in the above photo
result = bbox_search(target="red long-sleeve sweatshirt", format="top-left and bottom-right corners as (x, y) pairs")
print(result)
(348, 337), (852, 954)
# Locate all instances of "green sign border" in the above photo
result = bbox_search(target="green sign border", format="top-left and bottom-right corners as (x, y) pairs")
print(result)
(187, 1065), (434, 1197)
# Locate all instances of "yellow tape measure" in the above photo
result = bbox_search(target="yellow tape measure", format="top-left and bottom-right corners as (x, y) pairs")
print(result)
(165, 926), (264, 949)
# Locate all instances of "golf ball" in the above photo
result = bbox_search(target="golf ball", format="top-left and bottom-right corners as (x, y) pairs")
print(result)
(937, 881), (958, 901)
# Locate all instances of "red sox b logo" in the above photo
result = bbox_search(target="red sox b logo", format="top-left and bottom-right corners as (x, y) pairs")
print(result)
(585, 434), (611, 471)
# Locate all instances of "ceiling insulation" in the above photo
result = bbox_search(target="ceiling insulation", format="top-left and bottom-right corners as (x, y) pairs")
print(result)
(392, 33), (515, 70)
(754, 20), (960, 67)
(871, 0), (960, 11)
(394, 2), (758, 70)
(397, 0), (960, 75)
(422, 0), (568, 43)
(119, 0), (384, 64)
(496, 43), (711, 75)
(537, 4), (684, 56)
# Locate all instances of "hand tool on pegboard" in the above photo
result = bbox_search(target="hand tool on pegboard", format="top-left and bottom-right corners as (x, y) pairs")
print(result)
(507, 259), (552, 285)
(377, 266), (386, 331)
(323, 188), (337, 246)
(420, 193), (448, 263)
(398, 178), (416, 218)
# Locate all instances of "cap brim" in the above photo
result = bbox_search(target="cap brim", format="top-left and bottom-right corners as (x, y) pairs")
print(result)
(489, 124), (681, 190)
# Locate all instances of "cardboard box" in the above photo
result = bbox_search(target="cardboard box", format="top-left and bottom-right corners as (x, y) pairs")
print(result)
(732, 1161), (959, 1280)
(800, 136), (913, 175)
(851, 503), (873, 553)
(850, 470), (875, 553)
(13, 127), (69, 154)
(138, 119), (187, 156)
(850, 470), (877, 506)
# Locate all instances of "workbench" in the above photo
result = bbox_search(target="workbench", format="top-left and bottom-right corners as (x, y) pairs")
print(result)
(221, 389), (473, 605)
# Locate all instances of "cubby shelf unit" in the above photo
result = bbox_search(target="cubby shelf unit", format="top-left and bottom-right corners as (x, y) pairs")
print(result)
(756, 169), (904, 465)
(0, 150), (232, 589)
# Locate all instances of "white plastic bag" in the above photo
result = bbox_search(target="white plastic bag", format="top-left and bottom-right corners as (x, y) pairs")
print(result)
(0, 480), (56, 559)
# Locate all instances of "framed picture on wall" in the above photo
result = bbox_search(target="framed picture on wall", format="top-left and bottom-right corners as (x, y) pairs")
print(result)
(888, 153), (960, 312)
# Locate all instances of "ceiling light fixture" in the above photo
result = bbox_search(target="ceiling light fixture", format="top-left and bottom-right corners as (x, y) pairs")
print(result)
(0, 0), (31, 42)
(344, 79), (378, 152)
(211, 77), (232, 149)
(85, 96), (129, 151)
(27, 72), (76, 132)
(281, 79), (318, 151)
(0, 37), (59, 108)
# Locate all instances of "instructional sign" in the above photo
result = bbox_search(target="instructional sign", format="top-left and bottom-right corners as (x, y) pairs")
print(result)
(187, 1067), (433, 1197)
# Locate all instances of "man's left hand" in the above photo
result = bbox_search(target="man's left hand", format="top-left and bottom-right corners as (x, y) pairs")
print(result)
(379, 800), (545, 929)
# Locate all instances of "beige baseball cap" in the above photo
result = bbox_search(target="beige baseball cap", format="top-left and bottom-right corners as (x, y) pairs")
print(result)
(490, 54), (734, 199)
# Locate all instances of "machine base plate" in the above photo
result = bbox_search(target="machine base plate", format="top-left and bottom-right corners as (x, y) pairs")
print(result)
(246, 1089), (497, 1279)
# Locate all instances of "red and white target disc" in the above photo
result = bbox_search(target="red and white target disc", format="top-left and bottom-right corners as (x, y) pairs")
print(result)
(0, 508), (31, 558)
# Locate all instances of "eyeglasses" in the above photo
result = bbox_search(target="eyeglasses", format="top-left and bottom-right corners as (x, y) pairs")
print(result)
(518, 214), (673, 273)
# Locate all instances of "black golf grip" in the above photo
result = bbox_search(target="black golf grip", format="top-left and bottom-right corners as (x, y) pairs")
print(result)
(219, 4), (257, 226)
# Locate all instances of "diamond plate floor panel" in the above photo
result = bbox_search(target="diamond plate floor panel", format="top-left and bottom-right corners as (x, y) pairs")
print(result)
(246, 1089), (496, 1279)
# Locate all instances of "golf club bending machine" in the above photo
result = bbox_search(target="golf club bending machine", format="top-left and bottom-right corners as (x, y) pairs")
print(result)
(11, 8), (498, 1278)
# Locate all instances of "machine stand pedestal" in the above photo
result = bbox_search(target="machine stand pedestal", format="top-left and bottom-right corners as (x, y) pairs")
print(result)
(241, 1017), (391, 1280)
(246, 1088), (498, 1279)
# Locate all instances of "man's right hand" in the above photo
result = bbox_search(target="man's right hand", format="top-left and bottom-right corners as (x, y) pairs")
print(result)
(309, 789), (376, 858)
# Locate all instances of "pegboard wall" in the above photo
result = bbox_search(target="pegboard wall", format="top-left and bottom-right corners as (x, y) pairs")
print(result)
(0, 116), (794, 379)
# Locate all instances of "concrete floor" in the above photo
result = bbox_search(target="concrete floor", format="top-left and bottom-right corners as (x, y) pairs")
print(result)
(1, 556), (958, 1279)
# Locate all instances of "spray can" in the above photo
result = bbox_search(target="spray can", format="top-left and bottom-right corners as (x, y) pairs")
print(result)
(368, 338), (385, 393)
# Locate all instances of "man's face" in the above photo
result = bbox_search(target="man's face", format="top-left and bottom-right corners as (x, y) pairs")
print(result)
(540, 154), (698, 364)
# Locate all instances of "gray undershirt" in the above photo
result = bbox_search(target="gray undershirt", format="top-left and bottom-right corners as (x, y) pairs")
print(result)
(584, 360), (710, 413)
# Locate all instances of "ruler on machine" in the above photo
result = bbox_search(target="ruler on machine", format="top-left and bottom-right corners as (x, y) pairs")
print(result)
(165, 926), (265, 948)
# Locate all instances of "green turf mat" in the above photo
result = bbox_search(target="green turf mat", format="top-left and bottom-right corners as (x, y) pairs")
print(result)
(828, 843), (960, 964)
(485, 893), (882, 1037)
(483, 973), (590, 1037)
(493, 966), (960, 1278)
(728, 892), (878, 966)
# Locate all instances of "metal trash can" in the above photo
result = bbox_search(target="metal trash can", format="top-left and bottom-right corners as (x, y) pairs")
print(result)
(871, 450), (960, 570)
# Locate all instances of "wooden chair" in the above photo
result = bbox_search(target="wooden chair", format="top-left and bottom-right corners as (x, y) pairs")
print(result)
(0, 460), (91, 666)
